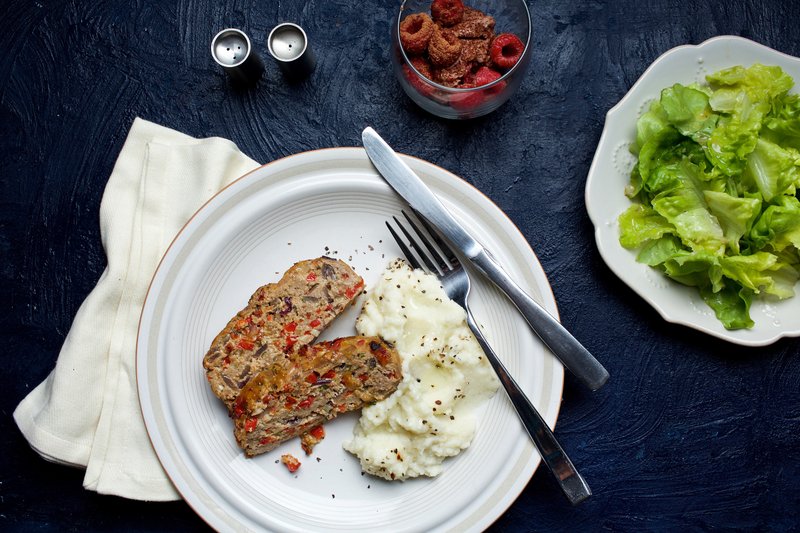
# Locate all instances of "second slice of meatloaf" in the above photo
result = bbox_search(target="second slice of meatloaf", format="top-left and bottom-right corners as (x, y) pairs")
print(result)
(232, 336), (402, 457)
(203, 257), (365, 409)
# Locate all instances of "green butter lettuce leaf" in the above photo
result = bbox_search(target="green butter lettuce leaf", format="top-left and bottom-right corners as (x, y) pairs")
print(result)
(706, 64), (793, 113)
(705, 65), (794, 176)
(706, 120), (759, 176)
(660, 84), (719, 143)
(699, 283), (755, 330)
(636, 238), (727, 293)
(648, 160), (726, 255)
(762, 93), (800, 149)
(719, 252), (784, 296)
(617, 63), (800, 330)
(633, 100), (671, 155)
(767, 261), (800, 299)
(703, 190), (761, 254)
(618, 204), (675, 249)
(742, 138), (800, 202)
(636, 235), (683, 266)
(636, 127), (683, 184)
(750, 195), (800, 251)
(661, 251), (718, 288)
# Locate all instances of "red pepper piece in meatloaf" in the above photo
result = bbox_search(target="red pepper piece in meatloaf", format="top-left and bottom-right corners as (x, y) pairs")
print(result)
(232, 336), (402, 458)
(300, 425), (325, 455)
(203, 257), (365, 409)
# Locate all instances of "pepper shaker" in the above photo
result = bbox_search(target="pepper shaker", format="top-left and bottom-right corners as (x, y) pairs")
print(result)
(267, 23), (316, 80)
(211, 28), (264, 86)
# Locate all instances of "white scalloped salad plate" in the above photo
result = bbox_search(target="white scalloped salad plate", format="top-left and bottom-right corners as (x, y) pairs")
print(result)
(585, 36), (800, 346)
(137, 148), (564, 532)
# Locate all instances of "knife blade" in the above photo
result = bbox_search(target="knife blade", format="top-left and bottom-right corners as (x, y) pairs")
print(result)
(362, 127), (609, 391)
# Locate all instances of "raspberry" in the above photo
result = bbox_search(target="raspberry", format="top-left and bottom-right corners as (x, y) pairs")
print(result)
(451, 65), (508, 112)
(465, 66), (506, 98)
(489, 33), (525, 70)
(449, 83), (484, 111)
(409, 56), (433, 80)
(467, 66), (502, 87)
(399, 13), (435, 55)
(404, 56), (435, 97)
(431, 0), (465, 27)
(428, 27), (462, 67)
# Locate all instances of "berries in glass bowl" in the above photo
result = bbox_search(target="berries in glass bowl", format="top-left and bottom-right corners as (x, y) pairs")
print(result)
(392, 0), (531, 119)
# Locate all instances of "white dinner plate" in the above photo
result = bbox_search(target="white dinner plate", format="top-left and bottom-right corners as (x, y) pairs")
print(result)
(585, 36), (800, 346)
(137, 148), (563, 532)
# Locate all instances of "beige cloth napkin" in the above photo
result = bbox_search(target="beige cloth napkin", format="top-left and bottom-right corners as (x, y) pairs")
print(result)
(13, 118), (260, 501)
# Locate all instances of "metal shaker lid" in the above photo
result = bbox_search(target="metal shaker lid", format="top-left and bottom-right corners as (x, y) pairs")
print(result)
(267, 23), (316, 79)
(211, 28), (264, 86)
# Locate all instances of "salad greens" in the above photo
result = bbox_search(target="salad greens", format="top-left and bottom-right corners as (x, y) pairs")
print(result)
(619, 64), (800, 329)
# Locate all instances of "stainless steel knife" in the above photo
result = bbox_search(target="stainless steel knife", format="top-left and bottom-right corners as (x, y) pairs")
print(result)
(362, 127), (609, 391)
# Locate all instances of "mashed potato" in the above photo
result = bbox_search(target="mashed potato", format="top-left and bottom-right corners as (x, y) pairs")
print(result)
(343, 259), (499, 480)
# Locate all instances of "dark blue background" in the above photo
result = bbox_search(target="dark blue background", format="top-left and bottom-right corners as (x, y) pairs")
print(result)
(2, 0), (799, 531)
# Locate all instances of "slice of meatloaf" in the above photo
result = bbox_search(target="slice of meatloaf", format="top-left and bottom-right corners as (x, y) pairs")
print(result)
(232, 336), (402, 458)
(203, 257), (365, 409)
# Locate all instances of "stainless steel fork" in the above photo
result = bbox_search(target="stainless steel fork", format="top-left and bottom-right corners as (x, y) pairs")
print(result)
(386, 211), (592, 505)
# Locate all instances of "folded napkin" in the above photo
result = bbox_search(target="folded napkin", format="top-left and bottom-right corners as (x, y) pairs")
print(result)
(14, 118), (260, 501)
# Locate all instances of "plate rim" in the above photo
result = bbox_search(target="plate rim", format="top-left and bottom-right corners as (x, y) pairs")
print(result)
(136, 146), (565, 531)
(585, 35), (800, 346)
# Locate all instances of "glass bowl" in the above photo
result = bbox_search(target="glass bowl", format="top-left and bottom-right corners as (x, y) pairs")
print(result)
(392, 0), (532, 119)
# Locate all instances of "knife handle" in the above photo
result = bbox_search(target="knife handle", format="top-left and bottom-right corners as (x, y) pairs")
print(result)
(464, 309), (591, 505)
(471, 250), (609, 391)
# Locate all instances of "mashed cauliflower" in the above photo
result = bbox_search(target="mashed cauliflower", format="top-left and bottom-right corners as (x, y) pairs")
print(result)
(343, 259), (499, 480)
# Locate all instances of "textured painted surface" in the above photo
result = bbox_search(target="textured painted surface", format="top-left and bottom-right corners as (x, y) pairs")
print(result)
(2, 0), (800, 531)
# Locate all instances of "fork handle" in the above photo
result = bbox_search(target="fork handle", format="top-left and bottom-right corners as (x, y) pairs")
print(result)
(471, 250), (609, 391)
(464, 311), (592, 505)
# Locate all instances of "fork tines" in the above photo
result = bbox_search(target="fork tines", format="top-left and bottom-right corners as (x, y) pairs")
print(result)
(386, 210), (457, 275)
